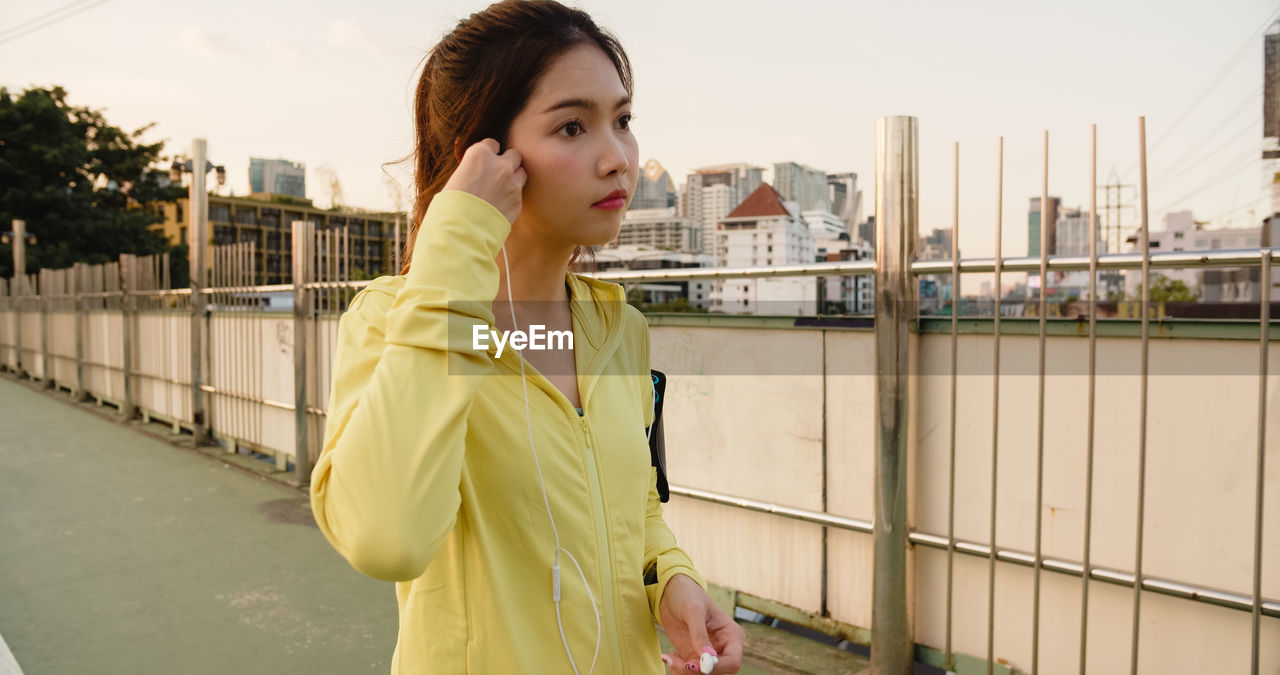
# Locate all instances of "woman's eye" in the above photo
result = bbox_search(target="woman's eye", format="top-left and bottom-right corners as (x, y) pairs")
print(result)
(560, 121), (584, 137)
(619, 113), (632, 130)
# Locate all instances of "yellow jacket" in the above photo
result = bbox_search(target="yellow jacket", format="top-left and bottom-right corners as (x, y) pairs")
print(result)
(309, 190), (706, 674)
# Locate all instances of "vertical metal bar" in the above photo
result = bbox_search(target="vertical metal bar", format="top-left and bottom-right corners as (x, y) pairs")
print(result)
(1080, 123), (1099, 675)
(945, 140), (960, 671)
(234, 242), (242, 447)
(1032, 130), (1049, 675)
(1251, 249), (1270, 674)
(212, 244), (220, 446)
(40, 269), (51, 387)
(292, 220), (311, 484)
(239, 242), (246, 446)
(120, 254), (135, 419)
(74, 262), (85, 400)
(12, 219), (24, 376)
(987, 136), (1004, 675)
(250, 242), (258, 453)
(190, 139), (208, 443)
(1130, 116), (1151, 675)
(872, 115), (917, 675)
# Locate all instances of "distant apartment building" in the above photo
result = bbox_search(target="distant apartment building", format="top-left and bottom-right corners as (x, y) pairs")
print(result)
(1125, 210), (1263, 301)
(591, 244), (713, 310)
(1028, 196), (1061, 256)
(813, 231), (874, 314)
(607, 207), (700, 252)
(682, 163), (764, 258)
(918, 227), (954, 261)
(857, 216), (876, 250)
(630, 159), (678, 210)
(827, 172), (863, 232)
(1055, 207), (1105, 256)
(802, 209), (846, 241)
(772, 161), (830, 213)
(710, 183), (817, 315)
(151, 194), (403, 285)
(249, 158), (306, 199)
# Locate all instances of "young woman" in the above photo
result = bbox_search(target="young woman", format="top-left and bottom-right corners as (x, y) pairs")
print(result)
(309, 2), (744, 673)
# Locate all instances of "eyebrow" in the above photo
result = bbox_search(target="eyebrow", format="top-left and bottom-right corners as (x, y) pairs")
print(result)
(541, 95), (631, 115)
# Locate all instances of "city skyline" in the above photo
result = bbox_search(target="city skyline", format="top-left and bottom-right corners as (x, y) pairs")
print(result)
(2, 0), (1276, 260)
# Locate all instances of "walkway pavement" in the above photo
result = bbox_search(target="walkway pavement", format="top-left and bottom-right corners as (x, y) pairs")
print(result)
(0, 375), (870, 674)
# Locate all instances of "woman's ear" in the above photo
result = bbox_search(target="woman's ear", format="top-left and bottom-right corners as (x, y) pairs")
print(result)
(453, 137), (464, 162)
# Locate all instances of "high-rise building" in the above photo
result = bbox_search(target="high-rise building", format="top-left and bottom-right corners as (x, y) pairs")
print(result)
(1265, 32), (1280, 143)
(631, 159), (677, 210)
(683, 163), (764, 257)
(150, 194), (403, 285)
(772, 162), (829, 213)
(918, 227), (953, 261)
(827, 172), (862, 231)
(858, 216), (876, 250)
(1055, 207), (1105, 256)
(1028, 196), (1061, 256)
(710, 183), (817, 315)
(608, 207), (699, 252)
(590, 245), (713, 309)
(813, 234), (875, 314)
(249, 158), (306, 199)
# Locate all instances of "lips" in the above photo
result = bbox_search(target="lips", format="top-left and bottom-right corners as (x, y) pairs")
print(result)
(592, 189), (627, 208)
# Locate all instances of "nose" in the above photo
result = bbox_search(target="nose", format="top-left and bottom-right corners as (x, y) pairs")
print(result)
(597, 132), (631, 177)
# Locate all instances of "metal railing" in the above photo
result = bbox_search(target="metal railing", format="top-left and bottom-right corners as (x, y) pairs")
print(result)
(2, 118), (1276, 674)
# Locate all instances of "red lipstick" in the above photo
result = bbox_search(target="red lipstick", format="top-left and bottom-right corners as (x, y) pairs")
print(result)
(591, 189), (627, 210)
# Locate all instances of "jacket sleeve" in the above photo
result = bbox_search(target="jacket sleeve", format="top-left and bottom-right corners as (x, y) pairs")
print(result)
(309, 190), (510, 583)
(637, 312), (709, 624)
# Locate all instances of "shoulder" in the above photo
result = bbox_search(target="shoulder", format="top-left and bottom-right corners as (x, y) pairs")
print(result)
(621, 301), (649, 337)
(343, 274), (406, 326)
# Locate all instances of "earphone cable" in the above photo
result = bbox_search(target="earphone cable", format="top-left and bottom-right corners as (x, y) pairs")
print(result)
(500, 245), (601, 675)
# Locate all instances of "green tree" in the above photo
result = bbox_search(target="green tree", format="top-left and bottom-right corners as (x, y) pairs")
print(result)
(1134, 273), (1197, 303)
(0, 85), (185, 280)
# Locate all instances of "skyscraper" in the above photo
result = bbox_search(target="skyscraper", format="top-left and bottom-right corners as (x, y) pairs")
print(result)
(630, 159), (677, 210)
(683, 163), (764, 258)
(249, 158), (306, 199)
(772, 161), (829, 213)
(1028, 196), (1061, 256)
(827, 172), (862, 232)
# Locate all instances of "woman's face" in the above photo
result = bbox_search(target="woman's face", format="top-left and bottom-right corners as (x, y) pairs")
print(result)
(505, 44), (639, 251)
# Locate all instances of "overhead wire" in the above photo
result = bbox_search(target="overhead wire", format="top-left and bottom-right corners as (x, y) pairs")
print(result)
(0, 0), (109, 47)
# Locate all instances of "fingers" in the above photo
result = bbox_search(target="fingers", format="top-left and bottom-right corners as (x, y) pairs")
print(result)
(504, 146), (521, 167)
(687, 608), (743, 673)
(683, 604), (713, 655)
(710, 620), (745, 671)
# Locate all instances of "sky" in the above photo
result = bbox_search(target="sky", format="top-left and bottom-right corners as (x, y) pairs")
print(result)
(3, 0), (1278, 260)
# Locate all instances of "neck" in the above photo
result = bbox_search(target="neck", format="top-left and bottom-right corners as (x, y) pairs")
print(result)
(493, 222), (575, 306)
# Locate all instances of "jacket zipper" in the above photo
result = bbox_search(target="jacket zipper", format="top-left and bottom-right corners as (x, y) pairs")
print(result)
(579, 414), (626, 675)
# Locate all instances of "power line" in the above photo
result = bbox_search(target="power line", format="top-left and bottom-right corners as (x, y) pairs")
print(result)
(1120, 6), (1280, 180)
(0, 0), (108, 47)
(0, 0), (97, 39)
(1152, 85), (1262, 183)
(1206, 181), (1271, 224)
(1151, 145), (1260, 215)
(1157, 115), (1260, 186)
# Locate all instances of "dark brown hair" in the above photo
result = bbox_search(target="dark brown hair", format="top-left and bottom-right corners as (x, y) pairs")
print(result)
(398, 0), (632, 276)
